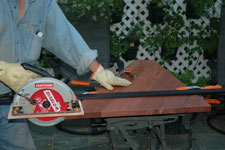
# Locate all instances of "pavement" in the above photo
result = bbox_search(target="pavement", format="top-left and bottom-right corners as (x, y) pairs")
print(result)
(29, 105), (225, 150)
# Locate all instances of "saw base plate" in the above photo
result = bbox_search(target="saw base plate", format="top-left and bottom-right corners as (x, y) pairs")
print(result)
(8, 100), (84, 119)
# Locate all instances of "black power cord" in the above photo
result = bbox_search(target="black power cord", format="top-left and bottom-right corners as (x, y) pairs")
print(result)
(207, 111), (225, 135)
(206, 96), (225, 135)
(55, 119), (107, 135)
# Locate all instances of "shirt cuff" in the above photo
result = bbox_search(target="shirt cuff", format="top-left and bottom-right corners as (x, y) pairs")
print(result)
(76, 50), (98, 75)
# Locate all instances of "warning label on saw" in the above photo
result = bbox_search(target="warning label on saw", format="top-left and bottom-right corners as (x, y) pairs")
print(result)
(31, 89), (68, 121)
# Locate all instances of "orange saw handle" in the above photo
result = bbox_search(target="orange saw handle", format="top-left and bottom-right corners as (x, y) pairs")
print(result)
(71, 80), (90, 86)
(70, 80), (100, 89)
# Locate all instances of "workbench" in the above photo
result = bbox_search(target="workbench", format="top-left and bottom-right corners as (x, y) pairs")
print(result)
(66, 60), (211, 150)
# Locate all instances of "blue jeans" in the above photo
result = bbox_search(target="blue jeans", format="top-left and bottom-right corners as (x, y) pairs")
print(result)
(0, 104), (36, 150)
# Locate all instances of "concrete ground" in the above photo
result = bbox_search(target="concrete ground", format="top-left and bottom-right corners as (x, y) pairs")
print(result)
(29, 106), (225, 150)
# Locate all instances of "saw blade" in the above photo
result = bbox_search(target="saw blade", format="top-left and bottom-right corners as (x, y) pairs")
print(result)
(31, 89), (68, 121)
(21, 88), (68, 126)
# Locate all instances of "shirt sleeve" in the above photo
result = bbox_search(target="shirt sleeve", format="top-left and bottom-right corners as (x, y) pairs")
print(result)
(42, 1), (98, 75)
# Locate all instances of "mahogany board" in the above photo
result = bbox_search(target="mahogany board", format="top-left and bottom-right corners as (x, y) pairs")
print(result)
(66, 60), (211, 119)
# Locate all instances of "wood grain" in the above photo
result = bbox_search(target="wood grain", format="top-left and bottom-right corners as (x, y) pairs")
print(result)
(66, 60), (211, 119)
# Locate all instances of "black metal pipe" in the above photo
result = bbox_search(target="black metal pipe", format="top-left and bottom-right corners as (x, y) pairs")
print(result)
(76, 89), (225, 100)
(2, 88), (225, 104)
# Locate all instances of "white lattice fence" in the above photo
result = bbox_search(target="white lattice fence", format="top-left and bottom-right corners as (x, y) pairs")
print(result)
(110, 0), (222, 82)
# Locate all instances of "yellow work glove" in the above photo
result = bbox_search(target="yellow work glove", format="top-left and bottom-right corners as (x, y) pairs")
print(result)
(0, 61), (40, 92)
(91, 64), (132, 90)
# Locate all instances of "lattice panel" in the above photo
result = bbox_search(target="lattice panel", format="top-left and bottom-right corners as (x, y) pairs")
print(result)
(110, 0), (222, 83)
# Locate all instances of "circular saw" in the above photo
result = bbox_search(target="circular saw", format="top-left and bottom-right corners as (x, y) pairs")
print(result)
(8, 77), (84, 127)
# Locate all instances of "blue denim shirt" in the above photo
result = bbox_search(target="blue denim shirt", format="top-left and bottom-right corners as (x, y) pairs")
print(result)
(0, 0), (98, 94)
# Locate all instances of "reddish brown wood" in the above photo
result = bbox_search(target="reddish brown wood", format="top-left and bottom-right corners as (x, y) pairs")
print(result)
(66, 60), (211, 119)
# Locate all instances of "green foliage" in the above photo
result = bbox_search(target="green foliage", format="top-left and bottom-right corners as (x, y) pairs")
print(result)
(191, 17), (220, 58)
(171, 70), (211, 86)
(151, 0), (163, 8)
(185, 1), (220, 61)
(58, 0), (111, 22)
(39, 49), (55, 68)
(110, 0), (125, 23)
(144, 0), (220, 64)
(171, 70), (195, 86)
(111, 22), (145, 58)
(195, 76), (211, 86)
(126, 22), (145, 42)
(112, 0), (125, 11)
(110, 31), (129, 58)
(223, 0), (225, 7)
(187, 0), (215, 18)
(58, 0), (125, 23)
(144, 2), (186, 63)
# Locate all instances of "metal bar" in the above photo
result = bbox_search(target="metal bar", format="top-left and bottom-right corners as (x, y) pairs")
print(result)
(2, 88), (225, 104)
(77, 88), (225, 100)
(106, 115), (179, 150)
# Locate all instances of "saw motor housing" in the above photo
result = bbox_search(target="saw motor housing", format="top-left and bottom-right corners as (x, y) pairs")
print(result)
(8, 77), (84, 127)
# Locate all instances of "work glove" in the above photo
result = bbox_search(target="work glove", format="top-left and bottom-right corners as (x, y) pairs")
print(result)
(91, 64), (132, 90)
(0, 60), (40, 92)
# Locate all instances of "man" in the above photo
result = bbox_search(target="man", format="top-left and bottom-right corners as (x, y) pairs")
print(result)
(0, 0), (131, 149)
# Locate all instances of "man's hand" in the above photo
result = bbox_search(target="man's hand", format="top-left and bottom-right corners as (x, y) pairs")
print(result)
(0, 61), (40, 92)
(91, 64), (132, 90)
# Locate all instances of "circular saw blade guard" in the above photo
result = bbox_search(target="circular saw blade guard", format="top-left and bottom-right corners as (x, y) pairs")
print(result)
(8, 78), (84, 127)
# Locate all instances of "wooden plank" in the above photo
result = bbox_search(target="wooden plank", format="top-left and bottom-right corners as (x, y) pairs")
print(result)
(66, 60), (211, 119)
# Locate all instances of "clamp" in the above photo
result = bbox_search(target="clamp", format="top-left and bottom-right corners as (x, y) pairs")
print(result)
(120, 68), (136, 79)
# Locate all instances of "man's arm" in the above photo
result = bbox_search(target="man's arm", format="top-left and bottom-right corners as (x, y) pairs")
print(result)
(88, 60), (99, 73)
(43, 1), (131, 90)
(43, 1), (97, 76)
